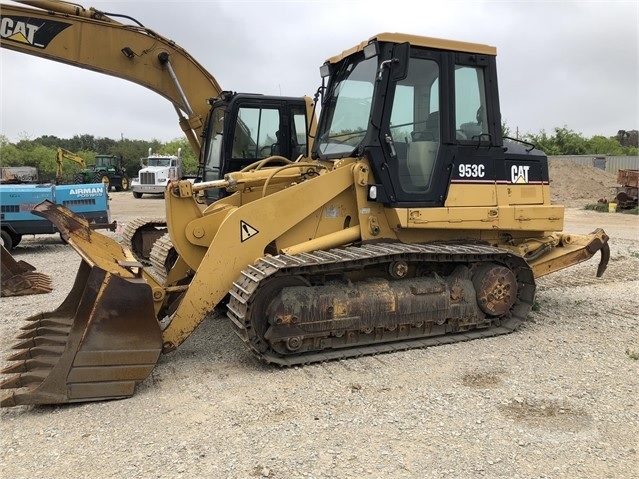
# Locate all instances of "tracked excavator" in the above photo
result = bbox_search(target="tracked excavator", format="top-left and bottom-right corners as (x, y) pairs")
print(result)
(1, 19), (610, 406)
(55, 147), (87, 184)
(0, 0), (316, 269)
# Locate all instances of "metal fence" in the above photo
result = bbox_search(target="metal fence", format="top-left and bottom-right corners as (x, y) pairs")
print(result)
(548, 155), (639, 175)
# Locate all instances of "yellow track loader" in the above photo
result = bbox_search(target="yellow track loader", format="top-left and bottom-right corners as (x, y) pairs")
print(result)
(1, 28), (609, 407)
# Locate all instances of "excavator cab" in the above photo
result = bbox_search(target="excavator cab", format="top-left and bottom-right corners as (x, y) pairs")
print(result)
(199, 92), (313, 201)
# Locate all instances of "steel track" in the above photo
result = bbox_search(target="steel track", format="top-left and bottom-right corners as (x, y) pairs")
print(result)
(226, 242), (536, 366)
(121, 217), (167, 265)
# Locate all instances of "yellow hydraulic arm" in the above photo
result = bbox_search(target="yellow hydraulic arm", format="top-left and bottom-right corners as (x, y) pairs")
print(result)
(0, 0), (222, 157)
(55, 147), (86, 183)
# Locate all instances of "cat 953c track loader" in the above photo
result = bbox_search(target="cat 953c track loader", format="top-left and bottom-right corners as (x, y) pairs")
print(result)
(1, 32), (609, 407)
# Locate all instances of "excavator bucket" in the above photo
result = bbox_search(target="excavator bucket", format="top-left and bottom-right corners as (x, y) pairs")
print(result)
(1, 201), (162, 407)
(1, 245), (53, 297)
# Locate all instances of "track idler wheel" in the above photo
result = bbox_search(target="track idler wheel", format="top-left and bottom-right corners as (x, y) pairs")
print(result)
(250, 276), (310, 353)
(472, 263), (518, 316)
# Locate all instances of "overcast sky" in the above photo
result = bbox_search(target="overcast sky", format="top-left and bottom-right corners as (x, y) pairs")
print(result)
(1, 0), (637, 144)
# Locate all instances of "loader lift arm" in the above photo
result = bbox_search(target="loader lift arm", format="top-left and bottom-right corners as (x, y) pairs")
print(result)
(0, 0), (222, 157)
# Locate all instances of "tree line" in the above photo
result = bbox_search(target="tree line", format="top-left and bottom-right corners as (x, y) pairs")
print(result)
(1, 127), (637, 184)
(505, 126), (638, 156)
(0, 134), (198, 184)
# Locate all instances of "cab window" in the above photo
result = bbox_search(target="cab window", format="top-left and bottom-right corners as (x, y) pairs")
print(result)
(292, 109), (307, 158)
(232, 107), (280, 159)
(389, 57), (440, 192)
(455, 66), (488, 141)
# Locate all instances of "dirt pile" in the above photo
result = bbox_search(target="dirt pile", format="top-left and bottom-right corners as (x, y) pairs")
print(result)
(548, 159), (619, 206)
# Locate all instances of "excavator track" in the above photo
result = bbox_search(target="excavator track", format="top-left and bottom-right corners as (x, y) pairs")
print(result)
(121, 217), (167, 265)
(149, 233), (178, 284)
(227, 242), (535, 366)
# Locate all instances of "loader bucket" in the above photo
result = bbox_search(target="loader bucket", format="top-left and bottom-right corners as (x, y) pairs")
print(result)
(1, 245), (53, 297)
(1, 201), (162, 407)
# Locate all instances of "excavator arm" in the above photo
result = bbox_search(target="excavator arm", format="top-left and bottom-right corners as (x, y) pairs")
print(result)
(55, 147), (86, 183)
(0, 0), (222, 156)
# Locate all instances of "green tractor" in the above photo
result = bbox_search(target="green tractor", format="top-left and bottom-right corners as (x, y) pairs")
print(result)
(74, 154), (131, 191)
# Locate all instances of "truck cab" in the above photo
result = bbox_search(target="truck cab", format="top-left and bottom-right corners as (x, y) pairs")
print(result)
(131, 149), (183, 198)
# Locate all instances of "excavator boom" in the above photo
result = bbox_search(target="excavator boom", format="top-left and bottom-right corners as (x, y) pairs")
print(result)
(55, 147), (86, 183)
(1, 0), (222, 156)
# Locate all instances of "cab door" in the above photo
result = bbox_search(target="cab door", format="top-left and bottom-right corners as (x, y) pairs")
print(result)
(379, 49), (450, 207)
(200, 94), (309, 202)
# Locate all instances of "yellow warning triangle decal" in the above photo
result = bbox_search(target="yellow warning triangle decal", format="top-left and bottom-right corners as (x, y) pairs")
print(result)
(240, 221), (259, 242)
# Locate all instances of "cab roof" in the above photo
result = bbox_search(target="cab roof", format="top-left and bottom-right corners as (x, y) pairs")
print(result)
(325, 32), (496, 64)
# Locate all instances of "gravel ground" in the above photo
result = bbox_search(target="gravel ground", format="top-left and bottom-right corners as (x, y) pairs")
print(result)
(1, 190), (638, 479)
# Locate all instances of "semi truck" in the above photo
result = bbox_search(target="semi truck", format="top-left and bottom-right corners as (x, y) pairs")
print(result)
(0, 182), (115, 250)
(131, 149), (183, 198)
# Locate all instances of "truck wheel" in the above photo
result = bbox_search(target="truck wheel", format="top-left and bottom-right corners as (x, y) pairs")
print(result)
(120, 176), (131, 192)
(133, 191), (143, 199)
(94, 172), (110, 190)
(73, 173), (85, 184)
(1, 230), (14, 251)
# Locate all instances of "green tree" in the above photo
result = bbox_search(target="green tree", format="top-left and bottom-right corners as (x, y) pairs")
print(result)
(553, 127), (588, 155)
(32, 135), (63, 149)
(586, 135), (625, 155)
(24, 145), (57, 181)
(109, 139), (163, 177)
(501, 120), (511, 138)
(0, 135), (21, 165)
(524, 126), (588, 155)
(523, 129), (561, 155)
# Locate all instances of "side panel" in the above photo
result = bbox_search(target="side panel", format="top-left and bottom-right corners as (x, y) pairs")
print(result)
(0, 183), (110, 235)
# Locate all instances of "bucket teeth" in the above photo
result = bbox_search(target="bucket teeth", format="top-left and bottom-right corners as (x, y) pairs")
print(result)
(16, 326), (70, 339)
(1, 204), (164, 407)
(7, 345), (65, 361)
(23, 312), (49, 322)
(12, 336), (68, 350)
(1, 273), (53, 297)
(1, 358), (58, 374)
(1, 245), (53, 297)
(20, 317), (73, 331)
(0, 371), (48, 389)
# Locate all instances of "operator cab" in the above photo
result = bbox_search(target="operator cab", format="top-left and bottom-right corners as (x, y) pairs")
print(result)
(199, 92), (311, 201)
(313, 33), (548, 208)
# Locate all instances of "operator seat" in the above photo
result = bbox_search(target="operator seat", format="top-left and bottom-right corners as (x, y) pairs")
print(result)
(405, 112), (440, 190)
(411, 111), (440, 141)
